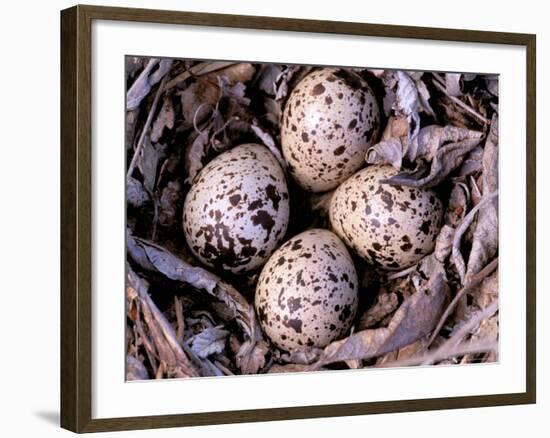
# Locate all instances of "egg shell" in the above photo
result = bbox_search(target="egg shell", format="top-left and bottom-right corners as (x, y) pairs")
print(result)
(183, 144), (290, 274)
(330, 165), (444, 270)
(255, 229), (358, 351)
(281, 68), (380, 192)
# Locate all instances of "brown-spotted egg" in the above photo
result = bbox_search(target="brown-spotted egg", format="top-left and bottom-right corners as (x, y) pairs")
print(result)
(255, 229), (358, 351)
(329, 165), (443, 270)
(281, 68), (380, 192)
(183, 144), (290, 274)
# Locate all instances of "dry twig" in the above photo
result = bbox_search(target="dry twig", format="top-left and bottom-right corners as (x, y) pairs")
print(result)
(127, 265), (199, 377)
(127, 75), (169, 178)
(432, 75), (490, 125)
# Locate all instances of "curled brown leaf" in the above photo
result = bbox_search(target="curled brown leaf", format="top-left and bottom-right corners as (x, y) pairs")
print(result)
(308, 268), (448, 369)
(382, 125), (483, 188)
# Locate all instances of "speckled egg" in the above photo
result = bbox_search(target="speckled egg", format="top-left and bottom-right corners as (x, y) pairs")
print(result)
(255, 229), (358, 351)
(183, 143), (290, 274)
(329, 165), (443, 270)
(281, 68), (380, 192)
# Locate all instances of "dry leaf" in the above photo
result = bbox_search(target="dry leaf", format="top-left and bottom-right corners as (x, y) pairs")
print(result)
(451, 192), (498, 283)
(358, 289), (400, 329)
(236, 339), (269, 374)
(127, 266), (199, 377)
(181, 342), (225, 377)
(415, 75), (436, 117)
(126, 176), (150, 208)
(376, 71), (434, 136)
(367, 120), (483, 187)
(127, 58), (173, 110)
(178, 80), (218, 126)
(485, 75), (499, 96)
(365, 116), (410, 169)
(366, 138), (403, 169)
(184, 130), (210, 184)
(397, 338), (429, 361)
(446, 73), (462, 97)
(128, 235), (248, 323)
(127, 235), (267, 374)
(250, 124), (286, 171)
(473, 270), (498, 309)
(125, 60), (500, 378)
(151, 95), (175, 143)
(465, 116), (499, 281)
(470, 314), (499, 346)
(157, 181), (181, 226)
(268, 363), (322, 374)
(126, 56), (147, 80)
(433, 224), (455, 262)
(381, 125), (483, 188)
(164, 61), (237, 90)
(445, 184), (468, 227)
(189, 326), (229, 358)
(126, 109), (139, 151)
(126, 355), (149, 381)
(459, 145), (484, 176)
(203, 63), (255, 85)
(308, 267), (448, 368)
(394, 71), (421, 138)
(257, 64), (284, 96)
(274, 66), (313, 101)
(263, 96), (283, 127)
(138, 137), (167, 192)
(218, 76), (250, 106)
(280, 346), (322, 365)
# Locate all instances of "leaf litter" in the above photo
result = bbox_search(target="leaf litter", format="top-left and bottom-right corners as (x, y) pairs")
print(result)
(125, 59), (499, 380)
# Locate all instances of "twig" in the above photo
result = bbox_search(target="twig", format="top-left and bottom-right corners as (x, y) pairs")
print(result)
(432, 79), (490, 125)
(432, 72), (446, 87)
(470, 175), (482, 200)
(126, 58), (159, 110)
(310, 190), (335, 214)
(165, 61), (238, 90)
(134, 300), (159, 374)
(150, 192), (160, 242)
(422, 300), (499, 366)
(131, 325), (139, 358)
(181, 342), (224, 377)
(214, 360), (235, 376)
(210, 116), (240, 150)
(127, 266), (199, 377)
(456, 181), (471, 207)
(427, 258), (498, 347)
(126, 75), (168, 178)
(441, 300), (498, 351)
(192, 103), (211, 135)
(139, 291), (177, 366)
(174, 296), (185, 346)
(387, 264), (417, 281)
(378, 339), (497, 368)
(155, 360), (166, 379)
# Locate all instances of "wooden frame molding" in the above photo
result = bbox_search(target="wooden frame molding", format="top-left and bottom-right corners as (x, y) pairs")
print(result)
(60, 4), (536, 433)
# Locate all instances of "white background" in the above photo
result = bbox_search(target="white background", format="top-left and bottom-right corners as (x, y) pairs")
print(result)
(0, 0), (546, 437)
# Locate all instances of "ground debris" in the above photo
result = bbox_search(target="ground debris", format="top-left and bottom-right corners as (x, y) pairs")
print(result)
(125, 60), (499, 379)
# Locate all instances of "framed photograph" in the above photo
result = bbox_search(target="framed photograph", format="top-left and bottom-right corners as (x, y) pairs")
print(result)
(60, 4), (536, 433)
